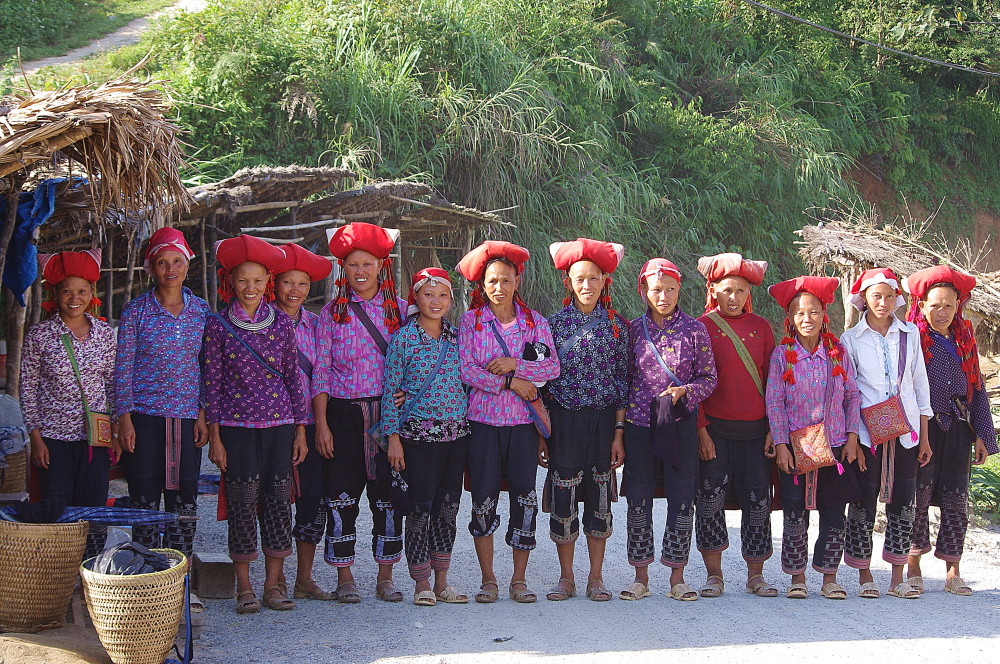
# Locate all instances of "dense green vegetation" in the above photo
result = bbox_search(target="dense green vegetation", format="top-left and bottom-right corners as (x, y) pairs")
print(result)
(7, 0), (1000, 319)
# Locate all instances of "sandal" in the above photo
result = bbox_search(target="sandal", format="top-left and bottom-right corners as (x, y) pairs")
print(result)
(858, 582), (881, 599)
(335, 581), (362, 604)
(376, 580), (404, 603)
(435, 586), (469, 604)
(509, 580), (537, 603)
(262, 585), (295, 611)
(586, 579), (612, 602)
(700, 575), (724, 598)
(294, 579), (335, 601)
(745, 574), (778, 598)
(546, 578), (576, 601)
(475, 580), (499, 604)
(413, 590), (437, 606)
(619, 581), (651, 601)
(887, 581), (920, 599)
(945, 577), (973, 596)
(820, 582), (847, 600)
(907, 575), (924, 594)
(236, 590), (260, 614)
(669, 583), (698, 601)
(786, 583), (808, 599)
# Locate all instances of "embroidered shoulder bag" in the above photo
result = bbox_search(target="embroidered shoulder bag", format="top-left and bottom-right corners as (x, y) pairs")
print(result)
(858, 331), (913, 447)
(61, 334), (113, 448)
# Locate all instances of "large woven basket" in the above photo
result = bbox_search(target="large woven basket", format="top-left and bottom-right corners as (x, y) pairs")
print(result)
(0, 448), (27, 493)
(0, 519), (89, 632)
(81, 549), (187, 664)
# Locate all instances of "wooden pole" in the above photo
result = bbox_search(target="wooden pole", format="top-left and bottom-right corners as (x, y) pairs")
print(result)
(104, 233), (114, 323)
(4, 286), (25, 398)
(27, 279), (42, 328)
(199, 217), (208, 301)
(207, 213), (218, 312)
(122, 230), (139, 308)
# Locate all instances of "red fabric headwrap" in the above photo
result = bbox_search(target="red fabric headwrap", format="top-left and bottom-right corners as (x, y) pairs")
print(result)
(637, 258), (681, 294)
(767, 276), (840, 310)
(458, 241), (530, 281)
(143, 227), (195, 274)
(213, 235), (285, 304)
(327, 222), (398, 260)
(768, 276), (845, 385)
(407, 267), (453, 317)
(276, 243), (333, 282)
(549, 238), (624, 274)
(697, 252), (768, 314)
(39, 249), (102, 285)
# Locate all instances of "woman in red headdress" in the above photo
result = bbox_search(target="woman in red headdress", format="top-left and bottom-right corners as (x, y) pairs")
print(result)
(381, 267), (470, 606)
(310, 222), (408, 603)
(764, 276), (861, 600)
(20, 250), (117, 557)
(538, 239), (628, 602)
(458, 240), (560, 604)
(840, 268), (932, 599)
(903, 266), (997, 596)
(114, 227), (211, 567)
(201, 235), (310, 614)
(693, 253), (778, 599)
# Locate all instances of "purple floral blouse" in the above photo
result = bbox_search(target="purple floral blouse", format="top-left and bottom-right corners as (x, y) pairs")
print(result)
(925, 330), (998, 455)
(292, 308), (321, 425)
(545, 304), (629, 411)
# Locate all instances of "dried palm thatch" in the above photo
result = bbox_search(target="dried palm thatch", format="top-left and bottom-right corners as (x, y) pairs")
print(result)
(387, 197), (511, 243)
(271, 181), (432, 228)
(0, 58), (189, 220)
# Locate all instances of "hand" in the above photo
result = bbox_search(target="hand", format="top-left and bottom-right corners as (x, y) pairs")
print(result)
(393, 391), (406, 408)
(659, 385), (687, 404)
(844, 434), (865, 472)
(973, 438), (989, 465)
(387, 434), (405, 471)
(610, 430), (625, 470)
(315, 422), (334, 459)
(510, 377), (537, 402)
(207, 424), (226, 473)
(29, 430), (49, 469)
(763, 432), (776, 459)
(292, 425), (307, 466)
(697, 427), (716, 461)
(118, 412), (136, 453)
(538, 436), (549, 468)
(486, 357), (517, 376)
(917, 438), (933, 467)
(775, 443), (794, 474)
(194, 410), (209, 448)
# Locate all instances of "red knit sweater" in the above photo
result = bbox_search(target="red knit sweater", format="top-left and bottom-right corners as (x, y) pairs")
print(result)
(696, 310), (776, 427)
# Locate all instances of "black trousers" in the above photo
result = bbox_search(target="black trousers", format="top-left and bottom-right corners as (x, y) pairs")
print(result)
(911, 418), (973, 562)
(292, 424), (328, 545)
(124, 412), (201, 556)
(37, 437), (110, 557)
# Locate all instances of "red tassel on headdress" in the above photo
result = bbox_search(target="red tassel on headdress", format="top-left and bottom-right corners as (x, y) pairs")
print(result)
(907, 296), (981, 399)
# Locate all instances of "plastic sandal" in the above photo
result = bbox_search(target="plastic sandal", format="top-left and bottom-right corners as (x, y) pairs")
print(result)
(475, 580), (499, 604)
(376, 580), (404, 603)
(262, 586), (295, 611)
(435, 586), (469, 603)
(907, 575), (924, 594)
(546, 578), (576, 601)
(294, 579), (335, 601)
(335, 581), (362, 604)
(236, 590), (260, 614)
(586, 580), (612, 602)
(858, 581), (881, 599)
(619, 581), (651, 601)
(413, 590), (437, 606)
(699, 575), (724, 598)
(887, 581), (920, 599)
(745, 575), (778, 598)
(820, 582), (847, 600)
(509, 580), (537, 603)
(944, 577), (973, 596)
(786, 582), (808, 599)
(669, 583), (698, 601)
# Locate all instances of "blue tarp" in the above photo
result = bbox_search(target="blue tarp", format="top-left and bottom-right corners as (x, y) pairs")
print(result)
(0, 178), (66, 305)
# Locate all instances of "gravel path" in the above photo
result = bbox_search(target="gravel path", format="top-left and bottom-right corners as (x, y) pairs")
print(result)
(19, 0), (207, 75)
(183, 454), (1000, 664)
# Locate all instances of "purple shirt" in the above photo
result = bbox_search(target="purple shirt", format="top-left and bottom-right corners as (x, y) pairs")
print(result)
(925, 330), (998, 455)
(292, 309), (321, 425)
(765, 340), (861, 448)
(459, 305), (560, 427)
(625, 308), (717, 428)
(312, 291), (408, 400)
(201, 302), (309, 428)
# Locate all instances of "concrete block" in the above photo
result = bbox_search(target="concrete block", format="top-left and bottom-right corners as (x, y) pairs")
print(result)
(191, 553), (234, 599)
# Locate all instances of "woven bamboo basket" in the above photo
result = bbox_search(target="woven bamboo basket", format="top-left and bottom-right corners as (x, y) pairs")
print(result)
(81, 549), (187, 664)
(0, 448), (27, 493)
(0, 519), (89, 632)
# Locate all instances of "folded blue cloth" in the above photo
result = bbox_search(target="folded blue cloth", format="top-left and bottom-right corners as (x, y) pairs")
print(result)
(0, 178), (66, 305)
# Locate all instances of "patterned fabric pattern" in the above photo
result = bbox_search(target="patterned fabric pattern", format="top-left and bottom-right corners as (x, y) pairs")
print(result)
(660, 506), (694, 568)
(911, 418), (974, 561)
(764, 339), (861, 449)
(459, 306), (560, 426)
(625, 309), (717, 427)
(226, 478), (262, 562)
(844, 441), (917, 567)
(925, 331), (998, 454)
(546, 304), (629, 410)
(779, 470), (847, 574)
(20, 314), (117, 441)
(312, 291), (408, 400)
(405, 489), (462, 581)
(292, 309), (321, 424)
(114, 288), (210, 419)
(626, 501), (655, 566)
(380, 318), (469, 441)
(201, 303), (309, 427)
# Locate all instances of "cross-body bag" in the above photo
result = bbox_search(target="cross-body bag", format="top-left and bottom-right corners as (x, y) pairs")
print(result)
(706, 311), (764, 397)
(556, 316), (603, 360)
(640, 316), (685, 387)
(489, 320), (551, 439)
(370, 340), (452, 439)
(60, 334), (113, 448)
(211, 313), (284, 379)
(349, 300), (389, 355)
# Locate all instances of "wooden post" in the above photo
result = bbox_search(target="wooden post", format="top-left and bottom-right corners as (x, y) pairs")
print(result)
(0, 172), (27, 284)
(199, 217), (208, 301)
(27, 279), (41, 328)
(4, 286), (25, 398)
(207, 214), (218, 312)
(104, 234), (114, 323)
(121, 230), (139, 307)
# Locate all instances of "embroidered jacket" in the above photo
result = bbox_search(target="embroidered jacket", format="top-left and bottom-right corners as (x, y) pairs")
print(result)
(545, 304), (629, 411)
(20, 314), (116, 441)
(459, 305), (560, 427)
(114, 287), (210, 420)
